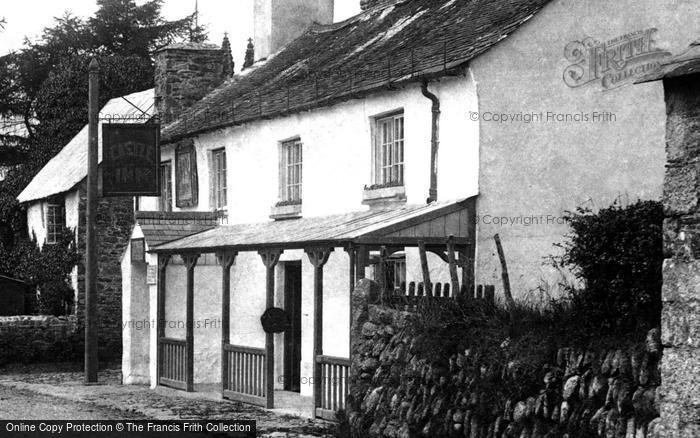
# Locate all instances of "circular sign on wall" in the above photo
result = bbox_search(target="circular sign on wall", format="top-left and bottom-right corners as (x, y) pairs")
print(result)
(260, 307), (291, 333)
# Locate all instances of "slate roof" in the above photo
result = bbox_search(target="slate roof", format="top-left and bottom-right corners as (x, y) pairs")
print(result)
(162, 0), (551, 143)
(136, 211), (219, 248)
(151, 198), (474, 253)
(17, 89), (155, 203)
(637, 39), (700, 82)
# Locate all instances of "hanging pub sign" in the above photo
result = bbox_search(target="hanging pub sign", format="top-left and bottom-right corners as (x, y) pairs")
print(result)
(102, 123), (160, 197)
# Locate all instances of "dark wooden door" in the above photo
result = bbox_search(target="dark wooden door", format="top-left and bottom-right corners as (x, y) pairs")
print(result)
(283, 262), (302, 392)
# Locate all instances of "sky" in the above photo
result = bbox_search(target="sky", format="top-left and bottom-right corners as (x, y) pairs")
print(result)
(0, 0), (361, 67)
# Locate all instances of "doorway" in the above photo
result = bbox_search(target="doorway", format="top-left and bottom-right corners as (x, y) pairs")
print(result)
(283, 262), (302, 392)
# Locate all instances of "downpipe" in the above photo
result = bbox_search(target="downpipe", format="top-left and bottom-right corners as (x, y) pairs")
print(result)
(421, 78), (440, 204)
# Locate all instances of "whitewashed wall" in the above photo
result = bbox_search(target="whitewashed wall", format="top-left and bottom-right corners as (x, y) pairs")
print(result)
(470, 0), (700, 300)
(139, 75), (479, 215)
(134, 76), (479, 390)
(26, 190), (82, 307)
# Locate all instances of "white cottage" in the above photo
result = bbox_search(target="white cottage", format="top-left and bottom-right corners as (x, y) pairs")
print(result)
(17, 89), (154, 356)
(121, 0), (699, 420)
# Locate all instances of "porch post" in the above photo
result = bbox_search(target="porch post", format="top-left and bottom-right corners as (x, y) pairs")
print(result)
(377, 246), (387, 300)
(306, 247), (333, 414)
(446, 236), (460, 298)
(345, 244), (356, 294)
(345, 245), (356, 362)
(259, 249), (282, 409)
(182, 253), (200, 392)
(216, 250), (237, 394)
(156, 254), (170, 385)
(418, 241), (432, 296)
(458, 246), (474, 299)
(355, 245), (367, 283)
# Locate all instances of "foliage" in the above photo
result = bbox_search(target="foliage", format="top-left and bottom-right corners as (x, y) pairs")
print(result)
(408, 295), (652, 428)
(0, 228), (79, 316)
(411, 298), (557, 405)
(553, 199), (663, 331)
(405, 199), (663, 422)
(0, 0), (206, 245)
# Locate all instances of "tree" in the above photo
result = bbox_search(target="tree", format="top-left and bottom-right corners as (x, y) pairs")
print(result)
(0, 0), (205, 251)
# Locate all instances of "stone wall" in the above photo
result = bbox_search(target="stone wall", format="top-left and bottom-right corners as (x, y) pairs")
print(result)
(347, 280), (663, 438)
(658, 74), (700, 437)
(0, 316), (79, 365)
(76, 182), (134, 360)
(154, 44), (226, 124)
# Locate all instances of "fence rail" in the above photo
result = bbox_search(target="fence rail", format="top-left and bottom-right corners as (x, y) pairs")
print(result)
(316, 355), (350, 421)
(159, 337), (187, 390)
(222, 344), (267, 407)
(385, 282), (495, 311)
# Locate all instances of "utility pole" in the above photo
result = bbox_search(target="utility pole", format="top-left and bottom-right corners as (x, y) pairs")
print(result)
(85, 58), (99, 383)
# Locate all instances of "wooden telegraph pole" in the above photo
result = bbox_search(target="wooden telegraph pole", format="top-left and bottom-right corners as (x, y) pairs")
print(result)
(85, 58), (99, 383)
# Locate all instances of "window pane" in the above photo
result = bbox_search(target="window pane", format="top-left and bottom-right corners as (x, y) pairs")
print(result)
(282, 140), (302, 201)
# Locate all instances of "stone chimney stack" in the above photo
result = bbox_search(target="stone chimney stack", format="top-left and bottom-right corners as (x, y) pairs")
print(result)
(154, 42), (227, 124)
(253, 0), (334, 61)
(360, 0), (385, 10)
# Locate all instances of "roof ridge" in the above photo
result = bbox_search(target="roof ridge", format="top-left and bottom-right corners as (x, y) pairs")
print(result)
(160, 0), (553, 143)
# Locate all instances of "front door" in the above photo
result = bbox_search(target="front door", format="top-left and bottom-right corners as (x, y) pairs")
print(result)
(283, 262), (302, 392)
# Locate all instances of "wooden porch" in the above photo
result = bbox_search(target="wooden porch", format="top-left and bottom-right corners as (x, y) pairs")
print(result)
(150, 198), (476, 419)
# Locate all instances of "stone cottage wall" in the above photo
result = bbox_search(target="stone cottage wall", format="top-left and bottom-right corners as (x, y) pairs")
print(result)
(657, 75), (700, 437)
(347, 280), (663, 438)
(76, 181), (134, 360)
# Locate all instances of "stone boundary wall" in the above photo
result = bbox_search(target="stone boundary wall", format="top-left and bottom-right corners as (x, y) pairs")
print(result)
(657, 74), (700, 437)
(76, 181), (134, 360)
(348, 280), (663, 438)
(0, 315), (79, 365)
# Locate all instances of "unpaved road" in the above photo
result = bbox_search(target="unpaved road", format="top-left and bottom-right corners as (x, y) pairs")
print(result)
(0, 385), (146, 420)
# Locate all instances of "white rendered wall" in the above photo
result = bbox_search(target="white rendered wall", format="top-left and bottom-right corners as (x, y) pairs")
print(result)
(470, 0), (700, 300)
(153, 75), (478, 220)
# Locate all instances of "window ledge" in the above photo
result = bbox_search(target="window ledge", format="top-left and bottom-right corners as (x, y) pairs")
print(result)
(270, 202), (302, 220)
(362, 185), (406, 206)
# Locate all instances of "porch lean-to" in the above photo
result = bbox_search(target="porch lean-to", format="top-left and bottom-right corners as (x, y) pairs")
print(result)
(148, 197), (476, 419)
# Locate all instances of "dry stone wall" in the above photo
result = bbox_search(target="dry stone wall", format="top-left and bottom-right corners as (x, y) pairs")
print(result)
(348, 280), (663, 438)
(657, 74), (700, 437)
(0, 316), (79, 365)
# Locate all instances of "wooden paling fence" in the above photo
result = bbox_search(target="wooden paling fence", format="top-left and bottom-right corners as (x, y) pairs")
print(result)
(385, 281), (495, 311)
(316, 355), (351, 421)
(159, 338), (187, 390)
(222, 344), (267, 407)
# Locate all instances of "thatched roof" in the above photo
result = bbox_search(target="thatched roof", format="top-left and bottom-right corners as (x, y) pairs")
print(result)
(17, 88), (154, 203)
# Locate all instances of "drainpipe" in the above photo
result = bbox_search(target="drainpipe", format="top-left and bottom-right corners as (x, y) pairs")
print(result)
(421, 78), (440, 204)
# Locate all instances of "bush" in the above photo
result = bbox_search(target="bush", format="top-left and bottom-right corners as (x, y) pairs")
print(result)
(554, 200), (663, 331)
(0, 228), (79, 316)
(411, 298), (558, 406)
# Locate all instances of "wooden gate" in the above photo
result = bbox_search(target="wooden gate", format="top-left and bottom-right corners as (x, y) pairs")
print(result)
(159, 337), (187, 390)
(222, 344), (267, 407)
(316, 355), (350, 420)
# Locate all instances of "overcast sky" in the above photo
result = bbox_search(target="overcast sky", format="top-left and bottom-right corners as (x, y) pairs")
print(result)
(0, 0), (361, 68)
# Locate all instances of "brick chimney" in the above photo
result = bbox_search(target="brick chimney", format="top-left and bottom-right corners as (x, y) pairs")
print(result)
(154, 41), (229, 124)
(253, 0), (334, 61)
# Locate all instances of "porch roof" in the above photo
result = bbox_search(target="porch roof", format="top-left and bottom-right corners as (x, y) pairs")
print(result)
(150, 197), (475, 254)
(636, 39), (700, 82)
(136, 211), (220, 248)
